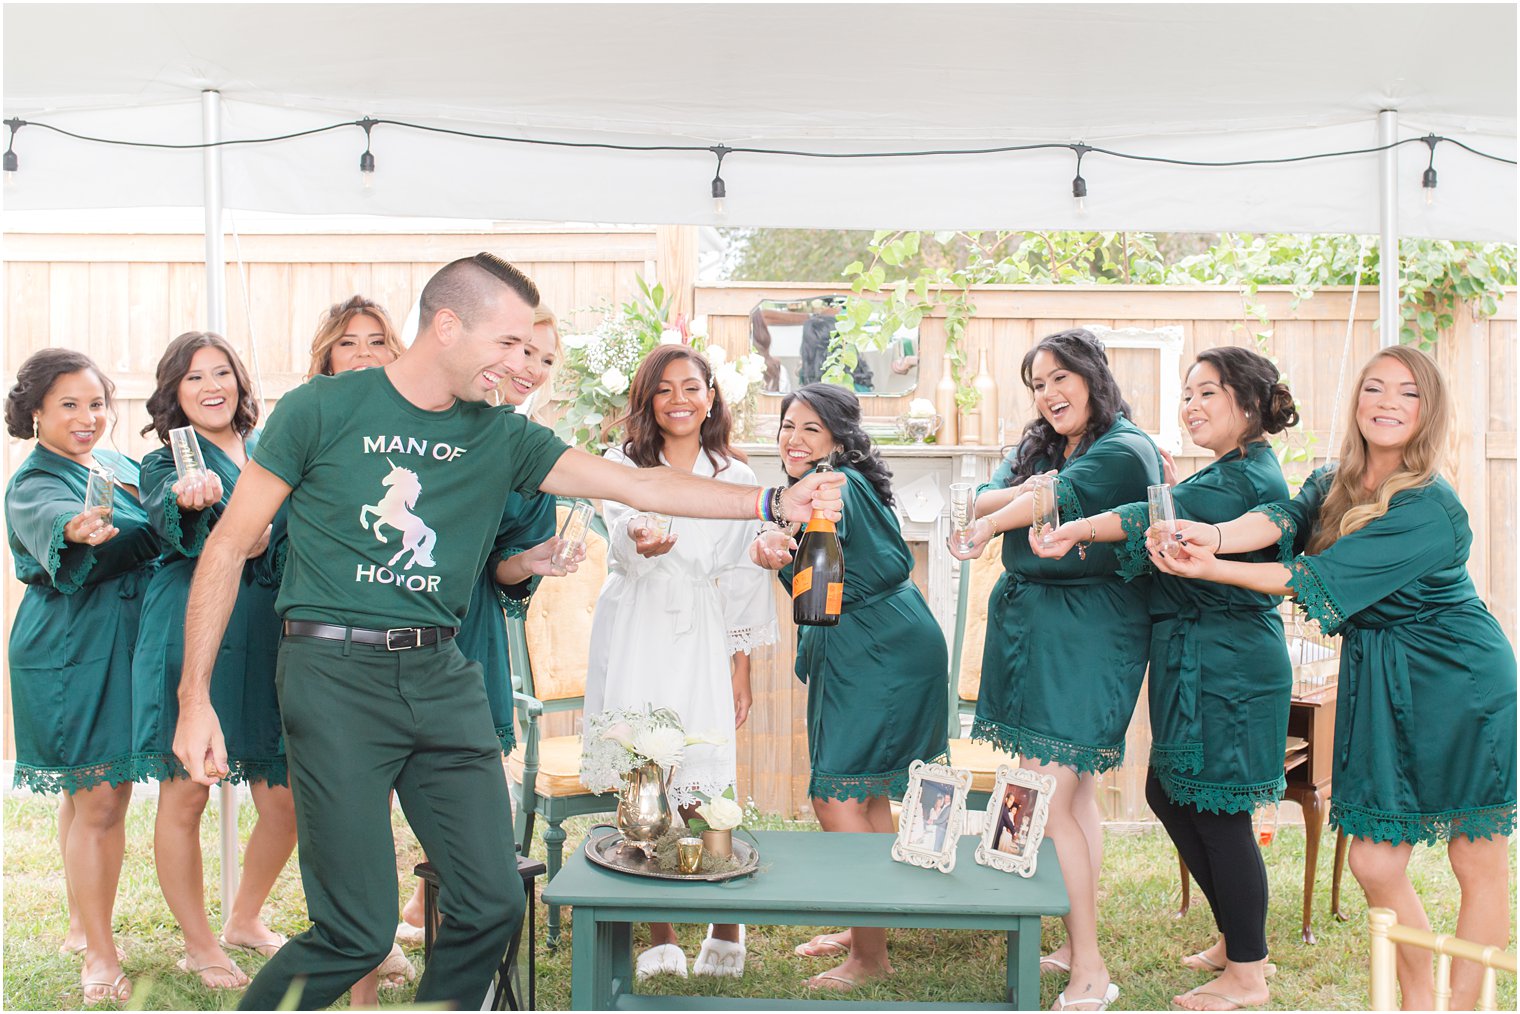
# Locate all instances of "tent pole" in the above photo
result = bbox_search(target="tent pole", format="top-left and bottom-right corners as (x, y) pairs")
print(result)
(1378, 109), (1400, 348)
(201, 87), (240, 919)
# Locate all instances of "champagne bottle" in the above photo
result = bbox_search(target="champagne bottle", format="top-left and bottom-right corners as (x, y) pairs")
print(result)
(792, 464), (845, 627)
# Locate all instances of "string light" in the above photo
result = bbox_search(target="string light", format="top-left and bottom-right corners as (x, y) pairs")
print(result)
(358, 116), (377, 190)
(1421, 134), (1439, 207)
(1071, 143), (1091, 215)
(710, 144), (730, 216)
(3, 115), (1512, 213)
(3, 118), (23, 186)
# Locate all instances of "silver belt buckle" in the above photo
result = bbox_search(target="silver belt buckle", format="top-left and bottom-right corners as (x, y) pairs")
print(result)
(386, 627), (423, 650)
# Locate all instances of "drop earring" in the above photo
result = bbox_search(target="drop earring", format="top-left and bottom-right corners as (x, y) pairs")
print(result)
(32, 415), (39, 439)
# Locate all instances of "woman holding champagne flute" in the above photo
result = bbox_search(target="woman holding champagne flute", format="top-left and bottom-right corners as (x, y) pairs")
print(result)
(752, 383), (949, 992)
(949, 329), (1162, 1012)
(5, 349), (157, 1005)
(1033, 346), (1299, 1010)
(585, 342), (775, 980)
(1151, 345), (1515, 1011)
(131, 331), (296, 989)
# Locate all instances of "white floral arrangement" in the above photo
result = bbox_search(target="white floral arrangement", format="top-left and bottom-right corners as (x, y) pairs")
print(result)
(700, 791), (746, 832)
(907, 397), (938, 419)
(579, 706), (727, 794)
(704, 344), (767, 407)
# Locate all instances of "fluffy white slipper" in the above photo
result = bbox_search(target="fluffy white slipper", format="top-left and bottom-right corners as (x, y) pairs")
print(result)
(635, 943), (688, 980)
(693, 924), (747, 978)
(394, 921), (426, 947)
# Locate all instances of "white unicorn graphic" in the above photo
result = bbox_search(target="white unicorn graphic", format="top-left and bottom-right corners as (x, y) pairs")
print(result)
(358, 458), (438, 570)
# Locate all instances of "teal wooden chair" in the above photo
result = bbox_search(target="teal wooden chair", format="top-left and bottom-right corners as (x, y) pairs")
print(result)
(506, 499), (616, 947)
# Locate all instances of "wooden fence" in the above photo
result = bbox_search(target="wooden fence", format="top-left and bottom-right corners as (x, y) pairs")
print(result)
(3, 243), (1514, 821)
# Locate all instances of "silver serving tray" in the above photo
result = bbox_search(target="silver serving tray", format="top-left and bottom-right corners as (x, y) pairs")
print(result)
(583, 826), (760, 883)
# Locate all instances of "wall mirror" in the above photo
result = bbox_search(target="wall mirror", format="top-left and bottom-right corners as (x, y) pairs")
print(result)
(748, 295), (920, 397)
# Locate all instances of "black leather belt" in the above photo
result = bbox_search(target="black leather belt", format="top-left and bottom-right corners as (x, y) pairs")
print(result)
(283, 620), (459, 651)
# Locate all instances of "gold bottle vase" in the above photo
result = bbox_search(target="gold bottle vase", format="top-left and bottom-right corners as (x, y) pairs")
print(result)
(616, 760), (673, 842)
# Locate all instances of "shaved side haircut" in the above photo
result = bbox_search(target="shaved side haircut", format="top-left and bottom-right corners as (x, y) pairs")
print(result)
(419, 253), (541, 330)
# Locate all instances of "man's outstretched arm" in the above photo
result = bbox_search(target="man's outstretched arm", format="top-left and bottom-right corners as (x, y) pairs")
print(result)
(173, 461), (292, 785)
(538, 447), (844, 522)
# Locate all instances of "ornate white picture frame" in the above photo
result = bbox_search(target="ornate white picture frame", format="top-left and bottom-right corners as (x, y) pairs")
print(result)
(891, 760), (972, 874)
(975, 765), (1056, 877)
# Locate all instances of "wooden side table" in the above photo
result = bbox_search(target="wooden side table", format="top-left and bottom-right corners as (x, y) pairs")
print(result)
(415, 854), (548, 1010)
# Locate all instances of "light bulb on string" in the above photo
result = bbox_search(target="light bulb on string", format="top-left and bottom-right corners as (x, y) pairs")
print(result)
(710, 144), (731, 217)
(358, 117), (378, 192)
(1070, 143), (1091, 216)
(4, 119), (23, 188)
(1421, 135), (1438, 207)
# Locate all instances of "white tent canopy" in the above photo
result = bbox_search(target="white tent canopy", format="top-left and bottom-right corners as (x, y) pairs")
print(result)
(4, 2), (1515, 241)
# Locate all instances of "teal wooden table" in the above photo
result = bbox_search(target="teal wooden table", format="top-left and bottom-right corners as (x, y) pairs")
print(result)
(542, 828), (1069, 1010)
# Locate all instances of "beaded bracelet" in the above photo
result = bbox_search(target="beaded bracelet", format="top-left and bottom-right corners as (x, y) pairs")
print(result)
(771, 485), (789, 525)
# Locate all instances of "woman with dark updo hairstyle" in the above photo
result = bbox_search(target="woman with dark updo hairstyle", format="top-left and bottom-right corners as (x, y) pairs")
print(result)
(5, 348), (158, 1004)
(751, 383), (949, 992)
(1033, 345), (1300, 1010)
(949, 328), (1164, 1011)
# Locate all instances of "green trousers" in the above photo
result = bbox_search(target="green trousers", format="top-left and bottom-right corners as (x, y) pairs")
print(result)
(239, 634), (524, 1010)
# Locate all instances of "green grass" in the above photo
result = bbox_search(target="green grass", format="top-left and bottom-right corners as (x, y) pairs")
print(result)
(3, 796), (1514, 1009)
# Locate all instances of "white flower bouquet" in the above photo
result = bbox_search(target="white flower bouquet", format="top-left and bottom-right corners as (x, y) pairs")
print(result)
(579, 706), (726, 794)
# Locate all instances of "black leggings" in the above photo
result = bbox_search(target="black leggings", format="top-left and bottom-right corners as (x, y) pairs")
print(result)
(1145, 769), (1269, 963)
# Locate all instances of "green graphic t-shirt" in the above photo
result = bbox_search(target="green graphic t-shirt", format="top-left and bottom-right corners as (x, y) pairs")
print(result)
(253, 368), (569, 629)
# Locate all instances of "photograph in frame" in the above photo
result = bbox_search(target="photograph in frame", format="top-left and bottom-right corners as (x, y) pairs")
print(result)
(891, 760), (973, 874)
(975, 765), (1056, 877)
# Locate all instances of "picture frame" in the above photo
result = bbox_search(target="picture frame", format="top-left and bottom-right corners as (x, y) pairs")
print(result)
(975, 765), (1056, 877)
(891, 760), (972, 874)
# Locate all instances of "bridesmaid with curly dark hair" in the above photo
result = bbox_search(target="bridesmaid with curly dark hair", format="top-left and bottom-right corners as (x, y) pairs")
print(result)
(752, 383), (949, 992)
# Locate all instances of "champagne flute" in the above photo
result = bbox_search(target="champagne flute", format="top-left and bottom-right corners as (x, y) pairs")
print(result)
(949, 482), (974, 552)
(84, 464), (116, 523)
(553, 500), (595, 569)
(1148, 483), (1178, 555)
(169, 425), (207, 481)
(1029, 475), (1059, 547)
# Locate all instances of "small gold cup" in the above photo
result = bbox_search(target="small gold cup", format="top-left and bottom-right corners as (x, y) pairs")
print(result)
(676, 836), (704, 874)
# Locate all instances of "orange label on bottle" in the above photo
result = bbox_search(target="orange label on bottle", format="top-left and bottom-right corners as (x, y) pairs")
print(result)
(825, 583), (843, 614)
(792, 566), (813, 597)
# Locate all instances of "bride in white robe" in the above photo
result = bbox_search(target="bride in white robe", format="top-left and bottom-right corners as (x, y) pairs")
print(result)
(583, 345), (777, 979)
(585, 441), (777, 806)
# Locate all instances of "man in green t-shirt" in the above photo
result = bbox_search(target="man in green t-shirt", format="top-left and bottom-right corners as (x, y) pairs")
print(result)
(172, 254), (843, 1010)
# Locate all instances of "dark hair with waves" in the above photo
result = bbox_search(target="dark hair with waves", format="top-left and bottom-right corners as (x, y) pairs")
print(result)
(5, 348), (116, 440)
(1006, 328), (1131, 482)
(1191, 346), (1299, 440)
(141, 331), (260, 442)
(617, 344), (741, 473)
(779, 383), (895, 507)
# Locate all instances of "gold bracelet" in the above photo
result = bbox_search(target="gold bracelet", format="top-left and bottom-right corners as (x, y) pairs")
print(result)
(1076, 517), (1097, 561)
